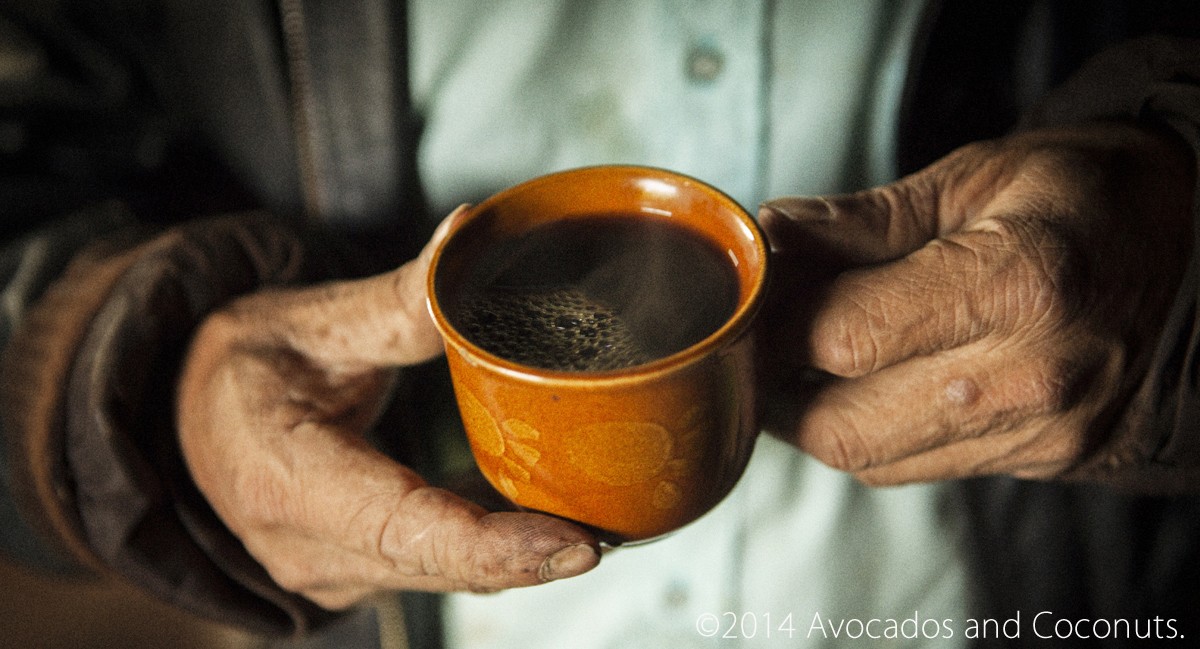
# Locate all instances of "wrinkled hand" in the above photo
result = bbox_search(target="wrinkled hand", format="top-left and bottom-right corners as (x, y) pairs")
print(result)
(176, 207), (599, 610)
(759, 122), (1194, 486)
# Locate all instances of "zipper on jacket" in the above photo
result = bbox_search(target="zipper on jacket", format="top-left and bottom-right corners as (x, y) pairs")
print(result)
(274, 5), (413, 649)
(278, 0), (324, 223)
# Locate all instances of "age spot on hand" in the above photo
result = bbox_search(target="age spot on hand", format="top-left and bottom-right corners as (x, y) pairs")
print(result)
(944, 377), (981, 407)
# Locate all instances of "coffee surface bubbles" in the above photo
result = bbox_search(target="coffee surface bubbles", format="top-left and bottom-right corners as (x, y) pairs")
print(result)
(450, 215), (738, 372)
(457, 286), (654, 371)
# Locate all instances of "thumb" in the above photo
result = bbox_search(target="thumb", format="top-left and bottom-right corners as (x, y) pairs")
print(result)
(757, 187), (939, 270)
(757, 138), (1028, 266)
(240, 206), (469, 369)
(292, 426), (601, 595)
(375, 488), (604, 593)
(755, 137), (1019, 268)
(220, 418), (600, 607)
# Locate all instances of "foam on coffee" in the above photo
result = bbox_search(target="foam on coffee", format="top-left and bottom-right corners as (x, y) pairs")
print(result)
(449, 215), (738, 372)
(456, 286), (654, 371)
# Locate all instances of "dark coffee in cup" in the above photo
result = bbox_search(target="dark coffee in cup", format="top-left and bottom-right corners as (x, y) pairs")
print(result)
(448, 214), (739, 372)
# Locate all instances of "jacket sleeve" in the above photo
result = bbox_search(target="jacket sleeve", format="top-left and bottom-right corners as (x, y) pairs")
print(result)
(0, 205), (135, 574)
(1020, 35), (1200, 492)
(0, 209), (343, 636)
(0, 1), (349, 635)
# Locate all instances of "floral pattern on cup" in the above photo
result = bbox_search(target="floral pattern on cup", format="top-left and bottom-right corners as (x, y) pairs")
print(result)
(463, 385), (708, 512)
(458, 389), (541, 499)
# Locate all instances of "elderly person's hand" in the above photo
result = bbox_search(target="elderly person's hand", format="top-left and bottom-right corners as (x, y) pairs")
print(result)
(175, 207), (600, 610)
(758, 122), (1194, 486)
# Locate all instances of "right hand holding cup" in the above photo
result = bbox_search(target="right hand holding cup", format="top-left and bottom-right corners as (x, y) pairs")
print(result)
(757, 122), (1194, 488)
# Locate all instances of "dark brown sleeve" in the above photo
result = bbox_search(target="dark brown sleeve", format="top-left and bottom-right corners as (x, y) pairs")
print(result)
(1, 211), (340, 635)
(1021, 35), (1200, 491)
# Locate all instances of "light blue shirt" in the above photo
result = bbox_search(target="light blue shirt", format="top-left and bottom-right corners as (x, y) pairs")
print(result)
(411, 1), (970, 647)
(413, 0), (919, 213)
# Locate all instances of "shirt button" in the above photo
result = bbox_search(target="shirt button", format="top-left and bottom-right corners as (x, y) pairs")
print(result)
(685, 44), (724, 83)
(663, 580), (689, 610)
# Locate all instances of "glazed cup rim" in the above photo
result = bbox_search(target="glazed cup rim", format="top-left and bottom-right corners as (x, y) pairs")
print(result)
(425, 164), (770, 388)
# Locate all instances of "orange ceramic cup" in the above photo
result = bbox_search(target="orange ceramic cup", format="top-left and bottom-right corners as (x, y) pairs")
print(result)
(426, 166), (769, 543)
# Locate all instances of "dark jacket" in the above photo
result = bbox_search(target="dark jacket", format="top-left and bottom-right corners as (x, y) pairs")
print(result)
(1, 0), (1199, 647)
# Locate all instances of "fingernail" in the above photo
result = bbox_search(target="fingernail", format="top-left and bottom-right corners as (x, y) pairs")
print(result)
(758, 196), (833, 223)
(538, 543), (600, 582)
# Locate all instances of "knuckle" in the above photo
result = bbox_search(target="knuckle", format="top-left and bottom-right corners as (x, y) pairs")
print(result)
(820, 431), (865, 472)
(384, 487), (482, 584)
(810, 324), (865, 377)
(926, 239), (988, 346)
(802, 409), (872, 472)
(810, 288), (883, 377)
(1008, 355), (1081, 417)
(387, 265), (444, 363)
(461, 552), (515, 590)
(868, 176), (939, 241)
(988, 220), (1086, 331)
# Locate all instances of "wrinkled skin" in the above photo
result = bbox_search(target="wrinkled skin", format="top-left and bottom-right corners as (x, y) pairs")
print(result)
(174, 121), (1193, 610)
(758, 121), (1195, 487)
(176, 208), (600, 610)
